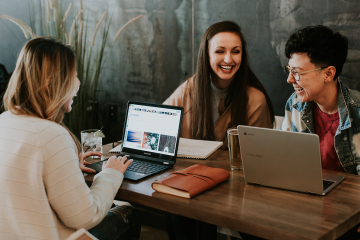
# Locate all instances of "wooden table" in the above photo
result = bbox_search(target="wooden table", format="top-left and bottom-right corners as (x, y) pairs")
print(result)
(85, 143), (360, 240)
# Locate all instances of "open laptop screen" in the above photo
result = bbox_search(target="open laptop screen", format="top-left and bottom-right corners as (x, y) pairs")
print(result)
(122, 102), (182, 157)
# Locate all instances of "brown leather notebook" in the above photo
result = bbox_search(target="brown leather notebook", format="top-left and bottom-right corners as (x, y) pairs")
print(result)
(151, 164), (230, 198)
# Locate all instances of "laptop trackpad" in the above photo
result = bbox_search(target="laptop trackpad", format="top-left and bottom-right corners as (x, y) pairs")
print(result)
(124, 170), (147, 181)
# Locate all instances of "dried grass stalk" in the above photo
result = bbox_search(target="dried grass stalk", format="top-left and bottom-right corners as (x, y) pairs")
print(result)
(45, 0), (51, 22)
(50, 0), (55, 9)
(17, 19), (35, 38)
(60, 23), (69, 43)
(114, 14), (143, 41)
(77, 20), (83, 55)
(0, 15), (30, 39)
(23, 22), (37, 38)
(68, 10), (82, 45)
(79, 0), (84, 21)
(53, 0), (58, 23)
(90, 12), (107, 47)
(62, 2), (72, 26)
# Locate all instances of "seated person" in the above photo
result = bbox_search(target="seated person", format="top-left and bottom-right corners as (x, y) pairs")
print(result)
(164, 20), (274, 149)
(164, 20), (274, 240)
(0, 63), (10, 113)
(281, 25), (360, 239)
(0, 37), (140, 240)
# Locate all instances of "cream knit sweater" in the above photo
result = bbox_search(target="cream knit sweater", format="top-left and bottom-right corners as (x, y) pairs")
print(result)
(0, 111), (124, 240)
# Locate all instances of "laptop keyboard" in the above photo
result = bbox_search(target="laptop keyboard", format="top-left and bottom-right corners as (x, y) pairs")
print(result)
(323, 180), (335, 191)
(95, 158), (170, 175)
(127, 159), (170, 174)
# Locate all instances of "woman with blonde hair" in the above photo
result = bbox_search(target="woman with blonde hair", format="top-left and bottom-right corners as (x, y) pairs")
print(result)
(0, 37), (140, 240)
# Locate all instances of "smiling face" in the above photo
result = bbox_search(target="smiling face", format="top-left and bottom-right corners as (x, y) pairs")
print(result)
(64, 70), (80, 112)
(287, 53), (328, 103)
(208, 32), (242, 89)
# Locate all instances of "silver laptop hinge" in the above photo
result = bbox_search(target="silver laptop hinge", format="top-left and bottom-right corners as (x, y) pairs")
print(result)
(163, 162), (170, 165)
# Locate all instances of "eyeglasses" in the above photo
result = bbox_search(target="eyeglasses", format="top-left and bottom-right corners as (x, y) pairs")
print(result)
(284, 66), (328, 81)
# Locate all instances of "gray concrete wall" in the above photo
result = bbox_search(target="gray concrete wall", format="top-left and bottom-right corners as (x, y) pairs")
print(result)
(1, 0), (360, 141)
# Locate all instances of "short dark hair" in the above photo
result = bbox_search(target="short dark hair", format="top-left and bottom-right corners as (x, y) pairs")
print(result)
(285, 25), (348, 80)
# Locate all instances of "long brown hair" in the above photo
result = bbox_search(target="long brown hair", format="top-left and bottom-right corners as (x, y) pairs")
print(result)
(3, 37), (81, 154)
(190, 21), (274, 140)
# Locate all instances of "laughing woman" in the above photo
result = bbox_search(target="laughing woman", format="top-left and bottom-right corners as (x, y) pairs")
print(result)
(164, 21), (274, 240)
(0, 37), (140, 240)
(164, 21), (274, 148)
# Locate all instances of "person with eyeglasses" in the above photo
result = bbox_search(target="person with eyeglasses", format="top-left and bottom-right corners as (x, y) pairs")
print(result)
(281, 25), (360, 239)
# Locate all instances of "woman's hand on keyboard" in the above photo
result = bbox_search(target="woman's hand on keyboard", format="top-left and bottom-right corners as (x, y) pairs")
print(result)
(102, 155), (133, 174)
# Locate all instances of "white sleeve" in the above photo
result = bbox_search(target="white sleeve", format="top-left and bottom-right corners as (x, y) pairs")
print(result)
(41, 125), (124, 230)
(280, 97), (294, 131)
(281, 109), (293, 131)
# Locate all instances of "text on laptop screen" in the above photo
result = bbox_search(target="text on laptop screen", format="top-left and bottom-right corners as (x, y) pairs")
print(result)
(122, 104), (181, 156)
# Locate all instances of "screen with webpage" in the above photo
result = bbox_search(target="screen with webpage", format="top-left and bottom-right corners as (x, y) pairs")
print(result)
(122, 104), (182, 156)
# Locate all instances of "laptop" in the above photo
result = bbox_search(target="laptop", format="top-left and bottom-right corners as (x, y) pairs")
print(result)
(88, 101), (183, 181)
(237, 125), (344, 195)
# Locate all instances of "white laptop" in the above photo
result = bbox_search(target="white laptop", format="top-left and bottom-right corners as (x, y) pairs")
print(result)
(237, 125), (344, 195)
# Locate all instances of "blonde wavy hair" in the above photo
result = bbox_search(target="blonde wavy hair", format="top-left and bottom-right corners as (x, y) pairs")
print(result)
(3, 36), (81, 154)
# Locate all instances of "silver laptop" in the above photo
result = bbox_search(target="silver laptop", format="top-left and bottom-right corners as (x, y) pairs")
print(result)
(237, 125), (344, 195)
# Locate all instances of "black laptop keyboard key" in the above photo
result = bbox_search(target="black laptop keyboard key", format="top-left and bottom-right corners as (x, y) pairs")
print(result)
(323, 180), (335, 190)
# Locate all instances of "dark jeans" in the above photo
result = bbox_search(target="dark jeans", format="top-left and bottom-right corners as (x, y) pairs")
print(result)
(89, 205), (141, 240)
(337, 223), (360, 240)
(239, 223), (360, 240)
(166, 213), (268, 240)
(239, 232), (266, 240)
(166, 213), (217, 240)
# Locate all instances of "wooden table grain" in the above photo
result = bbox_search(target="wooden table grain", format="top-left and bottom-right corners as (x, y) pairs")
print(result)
(84, 143), (360, 240)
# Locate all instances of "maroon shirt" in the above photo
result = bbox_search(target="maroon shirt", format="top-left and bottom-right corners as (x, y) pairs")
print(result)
(313, 104), (344, 172)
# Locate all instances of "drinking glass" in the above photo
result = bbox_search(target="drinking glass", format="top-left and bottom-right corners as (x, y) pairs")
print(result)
(81, 129), (102, 158)
(227, 128), (242, 170)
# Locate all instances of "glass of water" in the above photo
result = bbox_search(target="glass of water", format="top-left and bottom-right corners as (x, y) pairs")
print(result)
(227, 128), (243, 170)
(81, 129), (103, 158)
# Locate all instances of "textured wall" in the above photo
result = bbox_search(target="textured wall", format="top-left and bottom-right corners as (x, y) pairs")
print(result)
(96, 0), (192, 104)
(194, 0), (360, 116)
(1, 0), (360, 142)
